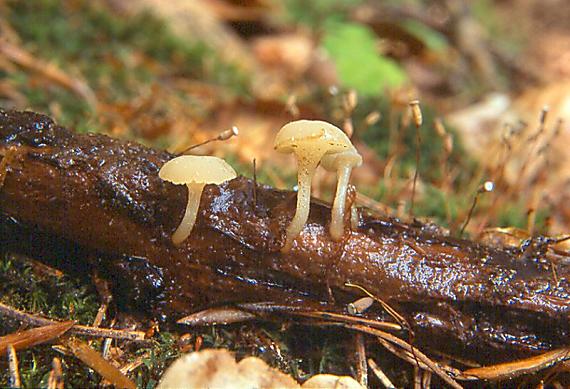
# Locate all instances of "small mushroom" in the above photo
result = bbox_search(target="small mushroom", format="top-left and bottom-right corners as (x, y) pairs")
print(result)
(274, 120), (362, 251)
(159, 155), (237, 245)
(321, 147), (362, 241)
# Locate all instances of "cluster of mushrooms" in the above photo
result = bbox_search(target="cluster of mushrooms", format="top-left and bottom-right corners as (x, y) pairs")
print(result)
(159, 120), (362, 252)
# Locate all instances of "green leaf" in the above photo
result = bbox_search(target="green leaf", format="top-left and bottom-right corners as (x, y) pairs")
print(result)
(322, 22), (407, 95)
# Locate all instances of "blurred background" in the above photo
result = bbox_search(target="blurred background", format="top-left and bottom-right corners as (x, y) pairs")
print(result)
(1, 0), (570, 236)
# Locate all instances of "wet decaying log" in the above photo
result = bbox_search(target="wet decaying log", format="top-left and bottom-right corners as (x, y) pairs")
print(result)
(0, 109), (569, 364)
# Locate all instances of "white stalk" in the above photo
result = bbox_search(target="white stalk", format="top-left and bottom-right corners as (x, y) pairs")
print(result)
(330, 165), (352, 241)
(282, 154), (322, 252)
(172, 183), (205, 245)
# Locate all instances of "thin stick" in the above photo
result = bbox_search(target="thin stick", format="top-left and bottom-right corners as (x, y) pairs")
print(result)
(409, 100), (422, 216)
(460, 192), (480, 237)
(0, 40), (98, 109)
(252, 158), (257, 211)
(460, 181), (494, 237)
(48, 358), (64, 389)
(413, 365), (422, 389)
(355, 333), (368, 387)
(177, 126), (238, 155)
(7, 344), (21, 388)
(463, 347), (570, 380)
(64, 338), (136, 389)
(120, 352), (150, 375)
(0, 321), (74, 354)
(92, 302), (108, 329)
(284, 310), (401, 332)
(422, 370), (432, 388)
(345, 283), (409, 331)
(0, 301), (146, 342)
(368, 358), (396, 389)
(346, 324), (463, 389)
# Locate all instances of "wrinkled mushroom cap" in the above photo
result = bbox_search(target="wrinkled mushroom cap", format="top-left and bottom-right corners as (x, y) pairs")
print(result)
(274, 120), (353, 155)
(159, 155), (237, 185)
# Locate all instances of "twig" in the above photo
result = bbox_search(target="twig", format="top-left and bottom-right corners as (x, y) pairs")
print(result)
(252, 158), (257, 211)
(120, 352), (150, 375)
(462, 348), (570, 381)
(0, 301), (147, 342)
(64, 338), (136, 389)
(0, 40), (98, 109)
(345, 283), (409, 331)
(422, 369), (432, 388)
(409, 100), (422, 216)
(0, 321), (74, 354)
(413, 365), (422, 389)
(346, 324), (463, 389)
(459, 181), (494, 237)
(92, 302), (108, 329)
(284, 310), (401, 332)
(368, 358), (396, 389)
(354, 333), (368, 387)
(355, 192), (394, 216)
(7, 344), (21, 388)
(47, 357), (64, 389)
(177, 126), (238, 155)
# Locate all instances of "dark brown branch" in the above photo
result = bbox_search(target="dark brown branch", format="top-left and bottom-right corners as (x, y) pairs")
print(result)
(0, 109), (569, 365)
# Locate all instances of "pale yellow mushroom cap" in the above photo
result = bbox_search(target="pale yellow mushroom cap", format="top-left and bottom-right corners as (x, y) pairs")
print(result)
(274, 120), (353, 155)
(159, 155), (237, 185)
(321, 149), (362, 172)
(159, 155), (237, 245)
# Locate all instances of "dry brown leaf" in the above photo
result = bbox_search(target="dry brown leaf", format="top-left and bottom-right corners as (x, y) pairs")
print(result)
(252, 34), (314, 78)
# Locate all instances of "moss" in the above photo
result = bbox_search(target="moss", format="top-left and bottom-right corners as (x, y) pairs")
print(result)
(5, 0), (248, 128)
(0, 253), (101, 387)
(0, 253), (99, 324)
(495, 200), (550, 233)
(133, 333), (180, 388)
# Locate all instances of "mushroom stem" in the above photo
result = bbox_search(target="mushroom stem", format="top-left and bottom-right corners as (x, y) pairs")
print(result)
(172, 183), (206, 245)
(330, 165), (353, 241)
(282, 155), (321, 252)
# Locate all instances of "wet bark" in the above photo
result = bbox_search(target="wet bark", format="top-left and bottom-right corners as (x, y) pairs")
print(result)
(0, 109), (568, 363)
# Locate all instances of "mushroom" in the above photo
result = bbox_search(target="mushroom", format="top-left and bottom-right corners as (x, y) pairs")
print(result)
(159, 155), (237, 245)
(274, 120), (362, 251)
(321, 147), (362, 241)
